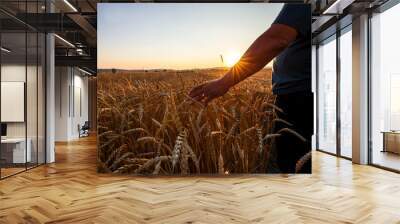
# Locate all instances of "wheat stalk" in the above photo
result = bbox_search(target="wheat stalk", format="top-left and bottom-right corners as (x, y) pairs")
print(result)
(295, 151), (311, 173)
(98, 69), (280, 174)
(218, 152), (224, 175)
(256, 124), (263, 155)
(277, 128), (307, 142)
(171, 129), (187, 171)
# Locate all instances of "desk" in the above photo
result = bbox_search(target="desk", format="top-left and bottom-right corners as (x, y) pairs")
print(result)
(1, 138), (31, 163)
(382, 131), (400, 154)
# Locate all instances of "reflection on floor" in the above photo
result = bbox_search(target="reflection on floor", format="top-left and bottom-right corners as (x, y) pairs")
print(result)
(341, 147), (352, 159)
(0, 136), (400, 223)
(0, 163), (42, 178)
(0, 167), (25, 178)
(372, 150), (400, 171)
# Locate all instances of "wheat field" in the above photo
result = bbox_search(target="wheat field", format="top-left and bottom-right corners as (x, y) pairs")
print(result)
(97, 69), (306, 175)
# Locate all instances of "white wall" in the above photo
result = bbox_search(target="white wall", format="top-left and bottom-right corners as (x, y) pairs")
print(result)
(1, 65), (32, 138)
(54, 67), (89, 141)
(1, 63), (46, 164)
(1, 82), (25, 122)
(71, 73), (89, 138)
(1, 65), (26, 144)
(1, 64), (26, 81)
(55, 66), (70, 141)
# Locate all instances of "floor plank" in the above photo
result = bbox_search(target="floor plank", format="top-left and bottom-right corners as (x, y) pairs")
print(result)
(0, 136), (399, 224)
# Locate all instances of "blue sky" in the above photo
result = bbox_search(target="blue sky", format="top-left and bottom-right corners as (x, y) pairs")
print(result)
(98, 3), (283, 69)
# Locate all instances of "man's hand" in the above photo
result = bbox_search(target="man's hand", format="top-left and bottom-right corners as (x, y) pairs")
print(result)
(189, 23), (297, 106)
(189, 77), (232, 106)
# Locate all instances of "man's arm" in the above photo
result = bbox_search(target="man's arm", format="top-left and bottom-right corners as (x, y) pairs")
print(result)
(189, 24), (298, 105)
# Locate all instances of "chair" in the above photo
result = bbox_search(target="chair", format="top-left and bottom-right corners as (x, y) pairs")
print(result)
(79, 121), (90, 138)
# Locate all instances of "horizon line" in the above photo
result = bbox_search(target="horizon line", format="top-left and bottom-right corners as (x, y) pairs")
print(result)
(97, 66), (272, 71)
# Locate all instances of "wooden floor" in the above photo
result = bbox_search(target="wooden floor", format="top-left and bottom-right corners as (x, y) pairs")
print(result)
(1, 167), (26, 178)
(1, 136), (400, 224)
(372, 150), (400, 171)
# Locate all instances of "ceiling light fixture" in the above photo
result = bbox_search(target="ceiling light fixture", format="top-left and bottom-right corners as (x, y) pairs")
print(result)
(76, 48), (84, 55)
(78, 67), (93, 76)
(63, 0), (78, 12)
(54, 34), (75, 48)
(1, 47), (11, 53)
(322, 0), (354, 15)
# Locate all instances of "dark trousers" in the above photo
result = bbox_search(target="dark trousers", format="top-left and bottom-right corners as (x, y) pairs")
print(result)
(273, 91), (313, 173)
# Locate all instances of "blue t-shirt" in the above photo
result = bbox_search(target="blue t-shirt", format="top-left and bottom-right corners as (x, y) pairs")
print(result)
(272, 4), (311, 95)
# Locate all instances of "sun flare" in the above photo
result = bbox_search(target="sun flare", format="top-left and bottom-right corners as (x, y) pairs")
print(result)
(223, 52), (241, 67)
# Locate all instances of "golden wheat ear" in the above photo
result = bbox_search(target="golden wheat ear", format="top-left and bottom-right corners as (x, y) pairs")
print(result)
(171, 129), (187, 172)
(98, 69), (276, 174)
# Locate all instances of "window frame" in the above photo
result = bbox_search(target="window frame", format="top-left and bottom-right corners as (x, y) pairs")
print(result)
(315, 22), (353, 161)
(367, 0), (400, 173)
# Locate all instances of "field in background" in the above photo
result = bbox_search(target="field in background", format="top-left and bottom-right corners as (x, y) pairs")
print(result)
(97, 68), (296, 174)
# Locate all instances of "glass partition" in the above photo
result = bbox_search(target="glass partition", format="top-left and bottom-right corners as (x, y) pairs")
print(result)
(1, 31), (28, 177)
(0, 1), (46, 179)
(317, 36), (337, 154)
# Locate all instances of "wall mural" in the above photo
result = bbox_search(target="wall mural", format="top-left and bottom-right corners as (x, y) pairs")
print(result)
(97, 3), (312, 175)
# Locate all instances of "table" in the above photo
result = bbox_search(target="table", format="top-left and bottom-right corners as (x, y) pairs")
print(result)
(1, 138), (32, 164)
(382, 131), (400, 154)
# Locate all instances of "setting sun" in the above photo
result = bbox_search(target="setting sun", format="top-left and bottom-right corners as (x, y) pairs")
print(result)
(222, 52), (241, 67)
